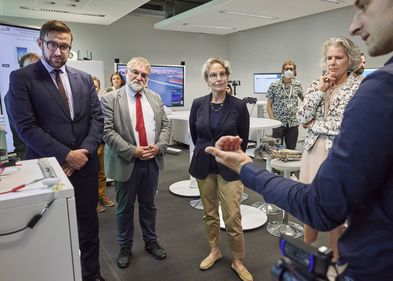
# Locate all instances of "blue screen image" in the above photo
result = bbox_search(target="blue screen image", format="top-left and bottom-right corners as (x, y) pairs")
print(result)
(363, 68), (378, 77)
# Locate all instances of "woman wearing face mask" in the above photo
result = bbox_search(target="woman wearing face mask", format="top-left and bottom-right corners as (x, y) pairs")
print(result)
(267, 60), (304, 149)
(297, 37), (361, 261)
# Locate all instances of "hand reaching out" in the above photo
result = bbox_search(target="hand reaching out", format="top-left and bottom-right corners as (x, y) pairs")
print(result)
(205, 136), (253, 174)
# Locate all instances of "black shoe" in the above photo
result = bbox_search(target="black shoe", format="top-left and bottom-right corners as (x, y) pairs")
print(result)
(145, 240), (167, 260)
(117, 246), (132, 268)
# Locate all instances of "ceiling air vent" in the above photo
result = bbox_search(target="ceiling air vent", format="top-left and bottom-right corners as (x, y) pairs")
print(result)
(19, 6), (105, 17)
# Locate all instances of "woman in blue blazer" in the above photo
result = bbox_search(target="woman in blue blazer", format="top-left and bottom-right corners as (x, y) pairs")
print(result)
(189, 58), (252, 281)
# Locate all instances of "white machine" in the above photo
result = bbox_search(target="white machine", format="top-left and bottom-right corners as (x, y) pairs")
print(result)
(0, 157), (81, 281)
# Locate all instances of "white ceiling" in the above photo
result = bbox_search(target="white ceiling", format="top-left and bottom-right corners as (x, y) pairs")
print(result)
(0, 0), (353, 34)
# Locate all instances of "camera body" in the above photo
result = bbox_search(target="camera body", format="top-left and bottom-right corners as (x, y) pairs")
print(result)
(272, 236), (334, 281)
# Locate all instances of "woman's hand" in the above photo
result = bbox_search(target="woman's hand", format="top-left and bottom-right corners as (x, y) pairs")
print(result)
(318, 71), (336, 92)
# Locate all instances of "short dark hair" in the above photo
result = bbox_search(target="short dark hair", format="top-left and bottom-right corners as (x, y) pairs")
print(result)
(19, 53), (40, 68)
(40, 20), (73, 42)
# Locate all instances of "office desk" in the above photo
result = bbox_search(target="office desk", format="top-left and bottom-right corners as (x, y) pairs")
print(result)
(168, 111), (199, 197)
(0, 157), (81, 281)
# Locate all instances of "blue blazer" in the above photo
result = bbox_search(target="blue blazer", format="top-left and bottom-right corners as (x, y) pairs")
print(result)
(7, 60), (103, 176)
(189, 93), (249, 181)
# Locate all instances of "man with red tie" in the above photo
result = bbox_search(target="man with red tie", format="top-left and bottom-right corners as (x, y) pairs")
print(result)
(101, 57), (171, 269)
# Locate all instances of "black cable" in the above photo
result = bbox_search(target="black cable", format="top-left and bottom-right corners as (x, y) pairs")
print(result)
(0, 192), (56, 236)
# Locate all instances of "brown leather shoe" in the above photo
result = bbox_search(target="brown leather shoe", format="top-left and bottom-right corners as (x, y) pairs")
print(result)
(199, 254), (222, 271)
(231, 263), (253, 281)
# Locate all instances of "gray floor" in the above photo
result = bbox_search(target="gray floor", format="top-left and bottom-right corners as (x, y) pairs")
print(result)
(97, 146), (328, 281)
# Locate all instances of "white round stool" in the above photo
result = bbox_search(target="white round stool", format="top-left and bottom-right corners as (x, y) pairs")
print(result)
(266, 158), (304, 239)
(252, 154), (282, 215)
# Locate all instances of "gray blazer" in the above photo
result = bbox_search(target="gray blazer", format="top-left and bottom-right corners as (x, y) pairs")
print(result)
(101, 86), (171, 182)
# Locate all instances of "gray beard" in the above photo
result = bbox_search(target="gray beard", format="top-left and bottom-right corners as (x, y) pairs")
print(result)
(130, 82), (143, 93)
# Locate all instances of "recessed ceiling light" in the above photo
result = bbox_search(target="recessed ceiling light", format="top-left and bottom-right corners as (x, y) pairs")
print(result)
(183, 23), (235, 30)
(220, 10), (278, 20)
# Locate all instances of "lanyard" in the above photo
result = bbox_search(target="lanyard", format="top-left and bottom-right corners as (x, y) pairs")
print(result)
(281, 82), (293, 98)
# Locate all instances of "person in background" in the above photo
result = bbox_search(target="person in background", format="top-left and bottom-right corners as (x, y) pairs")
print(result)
(4, 52), (40, 160)
(354, 52), (367, 79)
(92, 76), (115, 213)
(266, 60), (304, 149)
(101, 57), (171, 269)
(226, 83), (233, 95)
(297, 37), (361, 261)
(8, 20), (104, 281)
(205, 0), (393, 279)
(189, 58), (252, 281)
(105, 72), (125, 93)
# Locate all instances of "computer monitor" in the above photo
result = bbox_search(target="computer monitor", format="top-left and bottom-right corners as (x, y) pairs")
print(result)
(115, 63), (185, 107)
(254, 73), (282, 94)
(363, 68), (378, 77)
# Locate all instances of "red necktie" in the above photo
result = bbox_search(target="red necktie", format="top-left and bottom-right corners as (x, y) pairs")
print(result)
(53, 69), (69, 111)
(135, 93), (148, 146)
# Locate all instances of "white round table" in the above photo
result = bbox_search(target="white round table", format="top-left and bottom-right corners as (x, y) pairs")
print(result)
(266, 159), (304, 239)
(219, 205), (268, 231)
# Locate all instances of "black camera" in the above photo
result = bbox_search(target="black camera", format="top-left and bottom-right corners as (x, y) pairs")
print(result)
(271, 236), (346, 281)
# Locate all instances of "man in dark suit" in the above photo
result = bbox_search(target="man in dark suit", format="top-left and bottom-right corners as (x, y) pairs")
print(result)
(7, 20), (104, 281)
(101, 57), (171, 269)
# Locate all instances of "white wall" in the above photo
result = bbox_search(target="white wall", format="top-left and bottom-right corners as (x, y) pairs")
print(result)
(0, 15), (229, 109)
(228, 6), (391, 106)
(1, 6), (391, 112)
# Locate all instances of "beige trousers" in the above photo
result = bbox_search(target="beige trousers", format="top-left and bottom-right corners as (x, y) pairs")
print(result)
(97, 144), (107, 198)
(197, 174), (245, 260)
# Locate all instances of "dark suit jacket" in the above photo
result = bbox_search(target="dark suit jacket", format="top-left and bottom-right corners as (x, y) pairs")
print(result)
(189, 93), (249, 181)
(7, 60), (103, 176)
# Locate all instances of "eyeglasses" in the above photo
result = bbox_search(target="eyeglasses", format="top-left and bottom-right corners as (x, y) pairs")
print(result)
(284, 67), (294, 71)
(42, 39), (71, 53)
(129, 69), (149, 79)
(208, 72), (227, 80)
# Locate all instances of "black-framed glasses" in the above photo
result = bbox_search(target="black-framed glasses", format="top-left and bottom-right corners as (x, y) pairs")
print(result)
(208, 72), (227, 80)
(129, 69), (149, 79)
(42, 39), (71, 53)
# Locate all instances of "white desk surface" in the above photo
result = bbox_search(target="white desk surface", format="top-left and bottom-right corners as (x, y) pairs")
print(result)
(250, 118), (281, 130)
(168, 111), (281, 130)
(256, 100), (267, 105)
(167, 110), (189, 121)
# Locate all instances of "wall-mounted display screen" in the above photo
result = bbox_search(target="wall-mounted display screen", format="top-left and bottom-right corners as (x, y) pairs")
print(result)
(0, 22), (41, 152)
(254, 73), (282, 94)
(363, 68), (378, 77)
(116, 63), (185, 107)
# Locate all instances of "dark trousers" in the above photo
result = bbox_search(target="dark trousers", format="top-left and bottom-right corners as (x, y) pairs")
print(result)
(115, 159), (159, 248)
(272, 125), (299, 149)
(69, 172), (100, 280)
